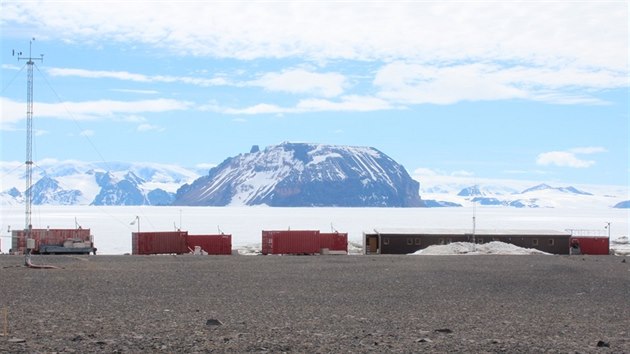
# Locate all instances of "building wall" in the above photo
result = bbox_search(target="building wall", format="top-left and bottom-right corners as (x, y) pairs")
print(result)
(366, 232), (571, 255)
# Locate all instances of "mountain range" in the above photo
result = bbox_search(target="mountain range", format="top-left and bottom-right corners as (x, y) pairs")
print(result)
(422, 182), (628, 209)
(1, 143), (628, 209)
(1, 161), (200, 206)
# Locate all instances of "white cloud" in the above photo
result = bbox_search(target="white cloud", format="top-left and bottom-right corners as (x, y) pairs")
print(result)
(374, 62), (625, 105)
(536, 152), (594, 168)
(137, 124), (164, 133)
(296, 95), (394, 112)
(536, 147), (607, 168)
(49, 68), (228, 87)
(54, 66), (347, 98)
(504, 170), (549, 176)
(79, 129), (94, 137)
(213, 95), (394, 115)
(3, 2), (626, 109)
(451, 170), (475, 177)
(1, 97), (192, 125)
(2, 64), (21, 70)
(5, 2), (625, 72)
(568, 147), (608, 154)
(250, 68), (347, 97)
(195, 163), (217, 170)
(413, 168), (441, 177)
(111, 89), (159, 95)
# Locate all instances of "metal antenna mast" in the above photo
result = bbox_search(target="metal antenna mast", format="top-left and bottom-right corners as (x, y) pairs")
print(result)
(16, 38), (43, 253)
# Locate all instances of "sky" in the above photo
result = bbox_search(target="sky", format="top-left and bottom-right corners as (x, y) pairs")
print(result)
(1, 0), (628, 188)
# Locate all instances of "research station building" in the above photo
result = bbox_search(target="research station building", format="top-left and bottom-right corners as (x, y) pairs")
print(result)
(363, 228), (572, 255)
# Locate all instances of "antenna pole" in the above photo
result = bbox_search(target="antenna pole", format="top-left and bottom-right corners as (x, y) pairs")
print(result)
(472, 198), (477, 251)
(17, 38), (43, 258)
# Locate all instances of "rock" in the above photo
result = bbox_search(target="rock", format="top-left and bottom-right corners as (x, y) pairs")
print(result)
(206, 319), (223, 326)
(434, 328), (453, 334)
(596, 340), (610, 348)
(8, 338), (26, 343)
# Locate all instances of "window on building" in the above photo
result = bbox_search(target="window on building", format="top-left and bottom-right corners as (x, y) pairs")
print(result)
(407, 238), (413, 245)
(383, 238), (390, 245)
(415, 238), (421, 245)
(548, 239), (554, 246)
(532, 239), (539, 246)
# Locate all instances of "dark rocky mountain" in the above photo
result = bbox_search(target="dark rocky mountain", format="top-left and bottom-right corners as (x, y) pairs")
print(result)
(147, 188), (176, 206)
(457, 185), (484, 197)
(91, 171), (149, 206)
(174, 142), (424, 207)
(470, 197), (539, 208)
(423, 199), (462, 207)
(30, 176), (83, 205)
(6, 187), (21, 198)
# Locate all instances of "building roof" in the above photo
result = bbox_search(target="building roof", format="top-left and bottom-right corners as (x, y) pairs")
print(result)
(367, 228), (571, 237)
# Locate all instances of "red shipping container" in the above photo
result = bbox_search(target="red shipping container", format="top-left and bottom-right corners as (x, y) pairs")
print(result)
(319, 232), (348, 253)
(132, 231), (188, 255)
(12, 228), (92, 254)
(262, 230), (320, 255)
(186, 234), (232, 255)
(570, 236), (609, 255)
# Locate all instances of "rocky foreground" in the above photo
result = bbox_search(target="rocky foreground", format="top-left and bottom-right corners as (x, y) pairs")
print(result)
(0, 254), (628, 353)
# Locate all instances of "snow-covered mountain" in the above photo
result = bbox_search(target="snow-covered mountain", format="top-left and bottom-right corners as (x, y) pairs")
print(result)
(1, 161), (201, 206)
(421, 181), (627, 209)
(521, 183), (592, 195)
(2, 151), (627, 209)
(613, 200), (629, 209)
(174, 142), (424, 207)
(30, 176), (83, 205)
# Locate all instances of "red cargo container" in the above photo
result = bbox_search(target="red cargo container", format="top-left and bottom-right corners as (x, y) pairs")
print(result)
(132, 231), (188, 255)
(319, 232), (348, 253)
(262, 230), (320, 255)
(12, 228), (93, 254)
(186, 234), (232, 255)
(570, 236), (609, 255)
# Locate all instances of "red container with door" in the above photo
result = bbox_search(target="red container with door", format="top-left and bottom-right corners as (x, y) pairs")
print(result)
(570, 236), (609, 255)
(186, 234), (232, 255)
(262, 230), (320, 255)
(319, 232), (348, 253)
(132, 231), (188, 255)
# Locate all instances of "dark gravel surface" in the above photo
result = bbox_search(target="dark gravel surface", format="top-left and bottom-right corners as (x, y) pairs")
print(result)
(1, 254), (629, 353)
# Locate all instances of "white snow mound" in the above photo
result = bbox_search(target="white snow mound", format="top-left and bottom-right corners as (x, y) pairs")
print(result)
(411, 241), (550, 255)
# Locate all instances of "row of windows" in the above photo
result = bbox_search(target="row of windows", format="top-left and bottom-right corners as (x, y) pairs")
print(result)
(382, 237), (556, 246)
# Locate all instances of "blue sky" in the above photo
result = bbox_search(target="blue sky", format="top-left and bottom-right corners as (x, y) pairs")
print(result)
(1, 1), (628, 187)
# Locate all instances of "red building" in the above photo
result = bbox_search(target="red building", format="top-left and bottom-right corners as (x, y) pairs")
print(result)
(570, 236), (609, 255)
(186, 234), (232, 255)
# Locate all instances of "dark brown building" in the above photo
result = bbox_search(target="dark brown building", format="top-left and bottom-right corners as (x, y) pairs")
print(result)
(363, 229), (571, 255)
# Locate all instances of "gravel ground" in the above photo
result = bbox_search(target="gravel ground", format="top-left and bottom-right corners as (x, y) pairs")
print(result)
(1, 254), (629, 353)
